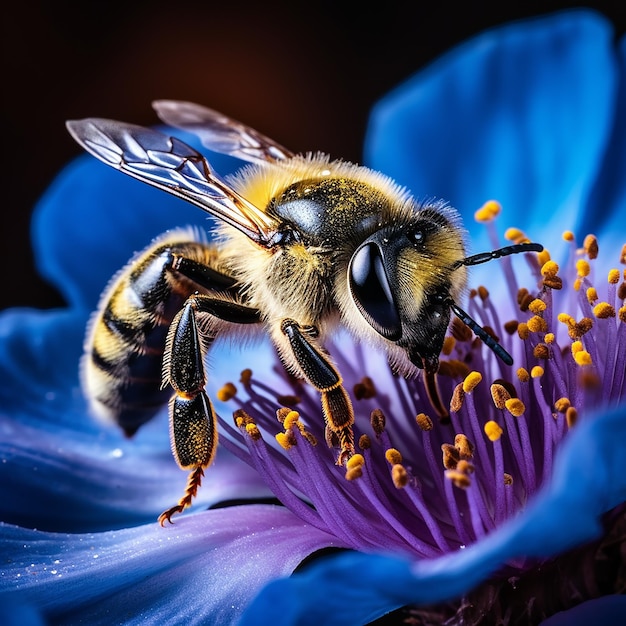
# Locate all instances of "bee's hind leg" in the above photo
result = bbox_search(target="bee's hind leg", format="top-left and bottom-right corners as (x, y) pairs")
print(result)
(159, 295), (261, 525)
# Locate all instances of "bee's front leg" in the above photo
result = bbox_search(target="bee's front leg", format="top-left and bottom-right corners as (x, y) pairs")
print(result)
(280, 319), (354, 465)
(160, 295), (261, 525)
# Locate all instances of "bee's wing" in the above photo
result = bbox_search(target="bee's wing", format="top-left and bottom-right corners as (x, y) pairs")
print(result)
(66, 118), (281, 246)
(153, 100), (294, 164)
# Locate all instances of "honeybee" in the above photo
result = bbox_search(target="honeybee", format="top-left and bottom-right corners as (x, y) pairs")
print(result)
(67, 101), (542, 525)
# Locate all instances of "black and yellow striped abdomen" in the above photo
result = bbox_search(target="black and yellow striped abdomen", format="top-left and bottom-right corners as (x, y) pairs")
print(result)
(81, 230), (235, 435)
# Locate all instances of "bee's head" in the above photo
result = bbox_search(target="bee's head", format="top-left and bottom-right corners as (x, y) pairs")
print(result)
(347, 203), (543, 371)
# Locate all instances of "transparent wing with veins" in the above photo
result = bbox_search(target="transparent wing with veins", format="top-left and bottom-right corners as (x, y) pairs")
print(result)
(65, 118), (281, 247)
(153, 100), (294, 164)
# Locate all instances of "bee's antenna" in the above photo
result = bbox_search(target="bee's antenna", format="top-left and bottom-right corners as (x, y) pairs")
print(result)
(455, 242), (543, 269)
(449, 301), (513, 365)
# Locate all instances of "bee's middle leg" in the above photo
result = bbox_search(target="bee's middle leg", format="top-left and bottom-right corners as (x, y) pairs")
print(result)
(159, 295), (261, 524)
(280, 319), (355, 465)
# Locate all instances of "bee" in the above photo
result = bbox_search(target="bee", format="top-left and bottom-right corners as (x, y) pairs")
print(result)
(67, 101), (542, 525)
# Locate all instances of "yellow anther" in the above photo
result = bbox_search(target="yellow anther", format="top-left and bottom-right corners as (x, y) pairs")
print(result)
(537, 249), (551, 267)
(544, 332), (555, 344)
(474, 200), (501, 222)
(416, 413), (433, 431)
(527, 315), (548, 333)
(239, 368), (252, 385)
(576, 259), (591, 277)
(391, 464), (409, 488)
(233, 408), (255, 428)
(517, 322), (530, 340)
(385, 448), (403, 465)
(541, 260), (559, 277)
(531, 366), (544, 378)
(571, 340), (584, 355)
(484, 420), (503, 441)
(554, 397), (571, 413)
(275, 432), (293, 450)
(583, 234), (598, 259)
(621, 245), (626, 265)
(454, 434), (475, 459)
(505, 398), (526, 417)
(574, 351), (592, 366)
(593, 302), (616, 319)
(283, 410), (301, 429)
(586, 287), (598, 304)
(442, 336), (456, 355)
(504, 227), (527, 243)
(346, 453), (365, 470)
(608, 269), (620, 284)
(528, 299), (547, 314)
(620, 306), (626, 323)
(517, 367), (530, 383)
(245, 423), (261, 440)
(562, 230), (575, 242)
(457, 460), (474, 474)
(462, 371), (482, 393)
(216, 382), (237, 402)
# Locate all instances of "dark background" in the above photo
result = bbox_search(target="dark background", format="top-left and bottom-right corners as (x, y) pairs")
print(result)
(3, 1), (624, 310)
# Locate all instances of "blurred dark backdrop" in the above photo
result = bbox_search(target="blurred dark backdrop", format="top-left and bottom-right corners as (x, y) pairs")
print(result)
(3, 1), (624, 310)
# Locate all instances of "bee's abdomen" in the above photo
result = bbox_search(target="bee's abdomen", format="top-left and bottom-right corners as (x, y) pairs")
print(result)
(82, 233), (231, 436)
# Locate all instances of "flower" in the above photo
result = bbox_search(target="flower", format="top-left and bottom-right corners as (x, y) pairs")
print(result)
(1, 8), (624, 626)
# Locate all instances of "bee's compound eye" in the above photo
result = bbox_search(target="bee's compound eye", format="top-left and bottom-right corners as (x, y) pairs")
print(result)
(349, 242), (402, 340)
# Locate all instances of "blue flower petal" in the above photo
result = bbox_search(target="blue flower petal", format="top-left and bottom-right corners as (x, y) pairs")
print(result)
(364, 10), (620, 252)
(239, 403), (626, 625)
(32, 133), (241, 311)
(0, 506), (339, 626)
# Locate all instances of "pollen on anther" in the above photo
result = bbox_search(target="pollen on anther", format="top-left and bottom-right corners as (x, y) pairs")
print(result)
(544, 333), (555, 344)
(541, 260), (559, 277)
(347, 453), (365, 470)
(517, 367), (530, 383)
(593, 302), (616, 319)
(531, 366), (544, 378)
(463, 371), (482, 393)
(608, 269), (620, 284)
(566, 407), (579, 428)
(358, 434), (371, 450)
(586, 288), (598, 304)
(391, 464), (409, 488)
(484, 420), (503, 441)
(385, 448), (403, 465)
(477, 286), (489, 301)
(574, 351), (592, 366)
(474, 200), (501, 222)
(504, 227), (527, 243)
(217, 382), (237, 402)
(450, 383), (465, 412)
(245, 423), (262, 441)
(533, 344), (550, 360)
(619, 307), (626, 324)
(454, 434), (474, 459)
(527, 315), (547, 333)
(239, 368), (252, 385)
(537, 249), (551, 267)
(504, 473), (514, 485)
(442, 336), (456, 355)
(554, 397), (571, 413)
(517, 322), (530, 340)
(416, 412), (433, 431)
(583, 234), (598, 259)
(490, 383), (511, 409)
(505, 398), (525, 417)
(446, 469), (471, 489)
(276, 431), (295, 450)
(282, 410), (301, 429)
(562, 230), (575, 242)
(576, 259), (591, 277)
(442, 443), (460, 469)
(528, 299), (547, 314)
(370, 409), (386, 435)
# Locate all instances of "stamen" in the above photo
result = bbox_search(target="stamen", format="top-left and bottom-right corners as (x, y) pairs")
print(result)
(441, 443), (460, 469)
(562, 230), (575, 242)
(566, 407), (578, 428)
(528, 299), (547, 314)
(484, 420), (503, 441)
(454, 434), (475, 459)
(586, 287), (598, 304)
(474, 199), (501, 222)
(462, 371), (482, 393)
(607, 268), (620, 284)
(370, 408), (386, 436)
(450, 383), (465, 412)
(527, 315), (547, 333)
(391, 464), (409, 488)
(415, 413), (433, 431)
(354, 376), (376, 400)
(583, 234), (599, 259)
(554, 398), (571, 413)
(531, 366), (544, 378)
(576, 259), (591, 278)
(593, 302), (616, 319)
(505, 398), (525, 417)
(516, 368), (530, 383)
(217, 382), (237, 402)
(385, 448), (403, 465)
